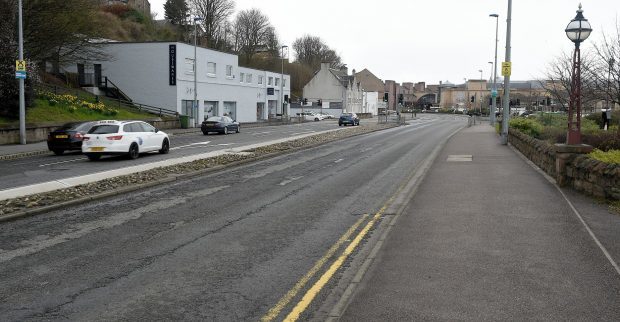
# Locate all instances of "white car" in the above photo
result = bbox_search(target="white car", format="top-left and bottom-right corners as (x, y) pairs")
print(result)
(296, 112), (323, 121)
(82, 120), (170, 161)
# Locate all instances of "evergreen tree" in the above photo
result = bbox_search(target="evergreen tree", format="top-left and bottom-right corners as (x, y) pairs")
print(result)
(164, 0), (189, 25)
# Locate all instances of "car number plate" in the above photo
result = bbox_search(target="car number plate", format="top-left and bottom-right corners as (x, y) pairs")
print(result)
(55, 135), (69, 139)
(90, 147), (104, 152)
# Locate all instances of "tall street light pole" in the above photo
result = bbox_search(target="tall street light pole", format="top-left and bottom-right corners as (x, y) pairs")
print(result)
(500, 1), (512, 145)
(479, 69), (483, 114)
(193, 16), (202, 127)
(280, 45), (288, 120)
(564, 4), (592, 145)
(489, 13), (499, 127)
(18, 0), (26, 144)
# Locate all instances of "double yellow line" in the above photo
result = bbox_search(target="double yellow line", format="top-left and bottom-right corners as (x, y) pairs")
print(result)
(262, 201), (393, 322)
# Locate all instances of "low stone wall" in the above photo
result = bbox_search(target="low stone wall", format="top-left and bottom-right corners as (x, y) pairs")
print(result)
(0, 119), (180, 145)
(508, 130), (556, 177)
(508, 130), (620, 200)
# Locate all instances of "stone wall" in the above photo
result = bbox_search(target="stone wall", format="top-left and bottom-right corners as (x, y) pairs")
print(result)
(508, 130), (620, 200)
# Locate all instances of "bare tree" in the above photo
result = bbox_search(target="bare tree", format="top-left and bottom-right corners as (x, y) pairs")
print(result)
(540, 51), (597, 112)
(292, 35), (343, 70)
(589, 19), (620, 109)
(191, 0), (235, 50)
(232, 8), (272, 64)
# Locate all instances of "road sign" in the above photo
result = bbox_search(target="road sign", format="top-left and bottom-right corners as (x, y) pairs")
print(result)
(501, 62), (511, 76)
(491, 90), (498, 98)
(15, 70), (27, 79)
(15, 60), (26, 72)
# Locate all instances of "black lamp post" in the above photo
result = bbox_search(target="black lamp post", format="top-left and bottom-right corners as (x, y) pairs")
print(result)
(564, 4), (592, 145)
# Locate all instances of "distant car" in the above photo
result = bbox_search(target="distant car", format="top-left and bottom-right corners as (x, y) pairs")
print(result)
(339, 113), (360, 126)
(296, 112), (323, 121)
(201, 116), (240, 135)
(47, 121), (96, 155)
(81, 120), (170, 161)
(319, 112), (334, 119)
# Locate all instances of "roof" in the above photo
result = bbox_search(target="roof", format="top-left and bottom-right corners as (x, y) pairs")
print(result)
(329, 68), (355, 88)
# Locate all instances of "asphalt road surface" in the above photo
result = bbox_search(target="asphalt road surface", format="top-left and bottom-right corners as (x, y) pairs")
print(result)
(0, 115), (465, 321)
(0, 120), (342, 191)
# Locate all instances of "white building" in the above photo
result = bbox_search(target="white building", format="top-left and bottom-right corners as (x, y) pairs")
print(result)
(303, 63), (363, 113)
(362, 91), (379, 115)
(73, 42), (290, 126)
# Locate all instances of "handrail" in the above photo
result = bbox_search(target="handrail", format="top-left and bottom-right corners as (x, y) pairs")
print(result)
(103, 77), (132, 103)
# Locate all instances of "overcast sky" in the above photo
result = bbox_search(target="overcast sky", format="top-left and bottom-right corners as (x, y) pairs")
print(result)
(150, 0), (619, 85)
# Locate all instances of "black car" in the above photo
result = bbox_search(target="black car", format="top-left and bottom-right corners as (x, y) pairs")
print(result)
(47, 121), (96, 155)
(339, 113), (360, 126)
(201, 116), (240, 135)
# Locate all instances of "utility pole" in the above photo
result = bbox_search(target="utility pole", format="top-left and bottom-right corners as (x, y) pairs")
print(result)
(490, 13), (499, 126)
(193, 17), (202, 127)
(500, 0), (512, 145)
(18, 0), (26, 144)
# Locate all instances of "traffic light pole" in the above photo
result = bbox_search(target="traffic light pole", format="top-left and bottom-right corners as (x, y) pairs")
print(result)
(500, 0), (512, 145)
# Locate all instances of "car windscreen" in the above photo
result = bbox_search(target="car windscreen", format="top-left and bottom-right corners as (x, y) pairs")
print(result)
(206, 117), (223, 122)
(75, 122), (95, 132)
(341, 114), (352, 117)
(88, 125), (119, 134)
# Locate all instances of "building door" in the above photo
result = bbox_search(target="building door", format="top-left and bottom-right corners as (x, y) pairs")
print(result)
(204, 101), (218, 120)
(94, 64), (102, 87)
(268, 100), (277, 119)
(257, 103), (265, 120)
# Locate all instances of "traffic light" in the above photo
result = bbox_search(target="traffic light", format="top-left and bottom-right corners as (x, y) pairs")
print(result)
(489, 97), (493, 106)
(317, 99), (322, 106)
(284, 95), (289, 103)
(509, 100), (514, 107)
(303, 98), (308, 105)
(516, 98), (520, 106)
(383, 92), (389, 102)
(471, 96), (475, 103)
(398, 94), (404, 104)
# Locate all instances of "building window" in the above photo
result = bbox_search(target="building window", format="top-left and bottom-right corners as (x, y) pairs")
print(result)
(223, 101), (237, 120)
(185, 58), (195, 75)
(246, 74), (253, 83)
(268, 77), (273, 85)
(226, 65), (233, 78)
(182, 100), (195, 117)
(258, 75), (264, 85)
(275, 78), (279, 86)
(283, 79), (286, 87)
(240, 72), (244, 83)
(207, 62), (216, 76)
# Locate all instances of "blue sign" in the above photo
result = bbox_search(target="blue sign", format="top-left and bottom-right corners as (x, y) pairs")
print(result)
(491, 89), (498, 98)
(15, 71), (26, 79)
(267, 87), (274, 95)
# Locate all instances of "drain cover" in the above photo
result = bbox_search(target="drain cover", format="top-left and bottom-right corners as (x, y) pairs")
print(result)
(447, 155), (472, 162)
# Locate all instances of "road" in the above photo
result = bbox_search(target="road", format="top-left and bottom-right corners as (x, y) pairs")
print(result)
(0, 120), (341, 191)
(0, 114), (465, 321)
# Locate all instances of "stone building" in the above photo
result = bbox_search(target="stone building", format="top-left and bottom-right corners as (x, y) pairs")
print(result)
(303, 63), (363, 113)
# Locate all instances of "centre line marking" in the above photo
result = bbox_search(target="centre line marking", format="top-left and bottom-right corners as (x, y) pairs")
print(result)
(334, 158), (344, 163)
(39, 158), (86, 167)
(261, 214), (369, 322)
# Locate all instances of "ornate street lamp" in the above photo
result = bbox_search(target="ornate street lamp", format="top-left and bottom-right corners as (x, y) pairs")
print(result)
(564, 3), (592, 145)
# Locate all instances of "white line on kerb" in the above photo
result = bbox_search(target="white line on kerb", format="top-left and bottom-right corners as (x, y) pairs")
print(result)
(334, 159), (344, 163)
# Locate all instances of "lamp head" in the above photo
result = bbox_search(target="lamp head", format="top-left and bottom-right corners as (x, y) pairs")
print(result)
(565, 3), (592, 44)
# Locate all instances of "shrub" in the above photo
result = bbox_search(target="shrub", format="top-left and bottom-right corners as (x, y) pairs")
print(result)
(589, 149), (620, 164)
(583, 132), (620, 151)
(509, 118), (543, 138)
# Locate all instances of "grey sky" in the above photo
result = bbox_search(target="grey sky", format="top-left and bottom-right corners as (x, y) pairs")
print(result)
(150, 0), (619, 85)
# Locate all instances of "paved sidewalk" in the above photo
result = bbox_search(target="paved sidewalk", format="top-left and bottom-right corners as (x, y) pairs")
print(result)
(340, 124), (620, 320)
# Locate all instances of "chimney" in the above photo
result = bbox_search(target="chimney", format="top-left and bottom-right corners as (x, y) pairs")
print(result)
(340, 64), (348, 75)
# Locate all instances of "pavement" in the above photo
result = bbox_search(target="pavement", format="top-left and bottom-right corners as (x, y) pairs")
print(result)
(338, 123), (620, 321)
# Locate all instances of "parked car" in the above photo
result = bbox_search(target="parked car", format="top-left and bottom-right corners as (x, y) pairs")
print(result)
(201, 116), (240, 135)
(81, 120), (170, 161)
(339, 113), (360, 126)
(47, 121), (96, 155)
(296, 112), (323, 121)
(319, 112), (334, 119)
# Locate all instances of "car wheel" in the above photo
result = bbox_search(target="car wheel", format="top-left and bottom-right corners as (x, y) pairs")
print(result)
(203, 131), (209, 135)
(223, 127), (228, 135)
(159, 138), (170, 154)
(85, 153), (101, 161)
(236, 125), (240, 133)
(314, 118), (319, 121)
(128, 143), (139, 159)
(339, 123), (342, 126)
(52, 149), (64, 156)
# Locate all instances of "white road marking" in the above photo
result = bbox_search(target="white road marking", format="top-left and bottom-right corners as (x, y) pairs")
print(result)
(0, 185), (230, 263)
(334, 158), (344, 163)
(39, 158), (86, 167)
(278, 176), (304, 186)
(170, 141), (211, 150)
(291, 131), (315, 136)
